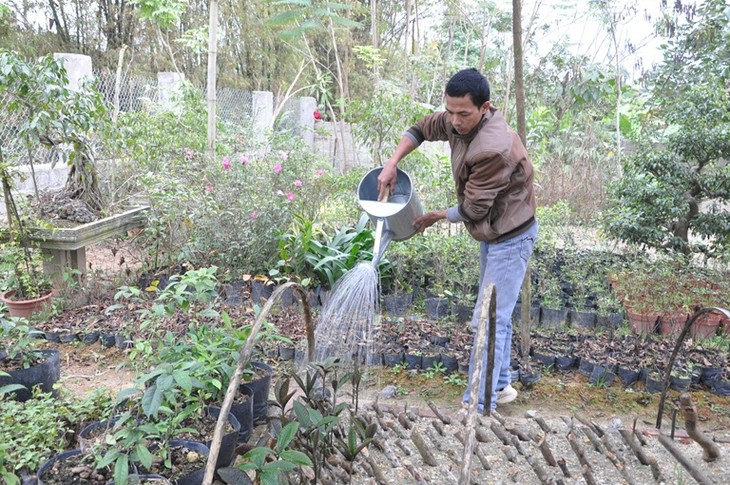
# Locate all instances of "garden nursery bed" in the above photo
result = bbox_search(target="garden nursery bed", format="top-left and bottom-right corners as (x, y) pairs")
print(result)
(10, 279), (729, 484)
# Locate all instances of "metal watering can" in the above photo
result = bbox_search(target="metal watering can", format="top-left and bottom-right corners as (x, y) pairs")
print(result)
(357, 167), (424, 265)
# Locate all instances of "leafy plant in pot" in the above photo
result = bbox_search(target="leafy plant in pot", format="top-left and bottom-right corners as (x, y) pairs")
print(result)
(1, 154), (54, 319)
(0, 317), (60, 402)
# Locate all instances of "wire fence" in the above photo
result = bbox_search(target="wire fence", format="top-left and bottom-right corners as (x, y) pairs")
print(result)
(0, 70), (257, 167)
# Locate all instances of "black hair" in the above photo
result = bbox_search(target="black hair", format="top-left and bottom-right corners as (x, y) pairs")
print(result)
(445, 68), (490, 106)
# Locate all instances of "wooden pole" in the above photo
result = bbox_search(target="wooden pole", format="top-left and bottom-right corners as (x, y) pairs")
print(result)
(459, 284), (496, 485)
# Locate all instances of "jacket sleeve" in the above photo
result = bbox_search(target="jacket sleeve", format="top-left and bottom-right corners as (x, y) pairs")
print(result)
(411, 111), (450, 142)
(459, 152), (511, 222)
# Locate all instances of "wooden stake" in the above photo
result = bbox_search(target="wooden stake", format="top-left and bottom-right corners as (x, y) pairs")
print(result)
(657, 433), (713, 485)
(680, 393), (720, 462)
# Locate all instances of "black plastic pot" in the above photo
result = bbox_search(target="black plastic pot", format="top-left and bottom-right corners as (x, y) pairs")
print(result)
(205, 406), (241, 467)
(251, 281), (273, 305)
(382, 293), (412, 316)
(37, 449), (84, 485)
(78, 417), (120, 452)
(597, 313), (623, 329)
(230, 386), (254, 444)
(0, 349), (60, 402)
(404, 353), (422, 370)
(644, 373), (665, 394)
(532, 351), (555, 368)
(425, 297), (449, 319)
(115, 334), (134, 349)
(707, 378), (730, 396)
(421, 354), (441, 370)
(81, 332), (100, 344)
(37, 448), (133, 484)
(589, 365), (616, 387)
(555, 355), (576, 371)
(43, 331), (61, 343)
(577, 358), (595, 377)
(540, 307), (567, 328)
(617, 366), (641, 387)
(429, 335), (450, 346)
(670, 375), (691, 392)
(451, 302), (472, 324)
(383, 352), (403, 367)
(278, 344), (295, 361)
(519, 370), (541, 386)
(699, 366), (723, 385)
(148, 439), (209, 485)
(99, 333), (116, 348)
(240, 361), (273, 425)
(439, 352), (458, 372)
(58, 331), (79, 343)
(570, 310), (596, 329)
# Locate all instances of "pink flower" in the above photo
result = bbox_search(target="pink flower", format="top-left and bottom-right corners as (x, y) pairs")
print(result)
(274, 164), (283, 173)
(250, 211), (258, 219)
(239, 155), (249, 165)
(222, 156), (231, 170)
(294, 179), (303, 187)
(287, 192), (296, 201)
(278, 151), (288, 161)
(205, 185), (214, 193)
(316, 169), (325, 177)
(313, 110), (322, 120)
(185, 149), (194, 159)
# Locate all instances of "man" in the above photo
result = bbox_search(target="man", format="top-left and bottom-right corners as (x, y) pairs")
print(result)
(377, 68), (537, 413)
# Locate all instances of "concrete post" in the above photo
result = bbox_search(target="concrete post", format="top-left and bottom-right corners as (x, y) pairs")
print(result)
(52, 53), (93, 92)
(252, 91), (273, 142)
(157, 71), (186, 110)
(299, 96), (317, 148)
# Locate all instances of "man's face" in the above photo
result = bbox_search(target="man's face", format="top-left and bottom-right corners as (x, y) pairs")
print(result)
(445, 95), (489, 135)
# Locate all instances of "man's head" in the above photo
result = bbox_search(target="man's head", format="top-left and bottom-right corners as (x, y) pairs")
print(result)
(444, 68), (491, 135)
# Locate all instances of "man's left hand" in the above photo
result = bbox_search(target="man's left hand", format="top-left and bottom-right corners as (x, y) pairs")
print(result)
(413, 210), (447, 233)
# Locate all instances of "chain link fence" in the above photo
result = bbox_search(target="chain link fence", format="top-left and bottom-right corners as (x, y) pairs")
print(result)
(0, 70), (256, 167)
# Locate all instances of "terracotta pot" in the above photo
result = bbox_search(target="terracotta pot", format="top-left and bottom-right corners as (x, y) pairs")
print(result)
(1, 289), (54, 319)
(659, 313), (688, 337)
(690, 312), (723, 339)
(626, 310), (659, 335)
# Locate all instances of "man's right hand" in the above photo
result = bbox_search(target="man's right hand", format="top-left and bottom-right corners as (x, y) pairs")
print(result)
(377, 163), (397, 201)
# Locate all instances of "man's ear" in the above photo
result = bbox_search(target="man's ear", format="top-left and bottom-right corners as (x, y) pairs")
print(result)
(481, 101), (491, 113)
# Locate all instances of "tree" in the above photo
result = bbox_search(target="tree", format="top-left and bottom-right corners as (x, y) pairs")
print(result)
(603, 0), (730, 259)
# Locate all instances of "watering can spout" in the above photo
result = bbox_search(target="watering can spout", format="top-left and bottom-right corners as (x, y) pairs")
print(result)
(372, 219), (394, 267)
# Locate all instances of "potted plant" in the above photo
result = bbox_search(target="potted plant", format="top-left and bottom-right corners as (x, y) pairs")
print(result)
(0, 317), (60, 402)
(1, 153), (54, 319)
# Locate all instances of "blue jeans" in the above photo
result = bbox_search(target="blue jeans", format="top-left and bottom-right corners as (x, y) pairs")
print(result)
(462, 220), (538, 411)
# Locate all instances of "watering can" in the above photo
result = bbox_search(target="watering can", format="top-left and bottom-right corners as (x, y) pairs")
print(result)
(357, 167), (424, 265)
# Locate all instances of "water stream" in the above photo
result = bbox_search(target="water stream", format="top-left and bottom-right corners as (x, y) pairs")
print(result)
(314, 261), (381, 364)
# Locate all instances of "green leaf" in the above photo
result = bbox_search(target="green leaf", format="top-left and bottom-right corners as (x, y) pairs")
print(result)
(172, 370), (193, 392)
(276, 422), (299, 453)
(113, 454), (129, 485)
(136, 443), (154, 470)
(279, 450), (312, 466)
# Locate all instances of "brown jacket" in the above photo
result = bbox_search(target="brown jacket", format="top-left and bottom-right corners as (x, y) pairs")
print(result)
(410, 107), (536, 242)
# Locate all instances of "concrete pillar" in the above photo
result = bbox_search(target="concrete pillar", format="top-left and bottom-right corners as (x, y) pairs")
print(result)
(252, 91), (273, 142)
(299, 96), (317, 148)
(157, 71), (186, 110)
(52, 53), (93, 92)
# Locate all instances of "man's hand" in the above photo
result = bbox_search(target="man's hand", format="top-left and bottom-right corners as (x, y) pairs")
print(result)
(377, 163), (398, 201)
(413, 210), (447, 233)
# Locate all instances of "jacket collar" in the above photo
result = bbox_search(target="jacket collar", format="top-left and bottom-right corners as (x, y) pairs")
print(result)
(449, 108), (495, 141)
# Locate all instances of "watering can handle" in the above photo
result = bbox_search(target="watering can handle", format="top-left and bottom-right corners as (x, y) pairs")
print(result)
(381, 185), (390, 203)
